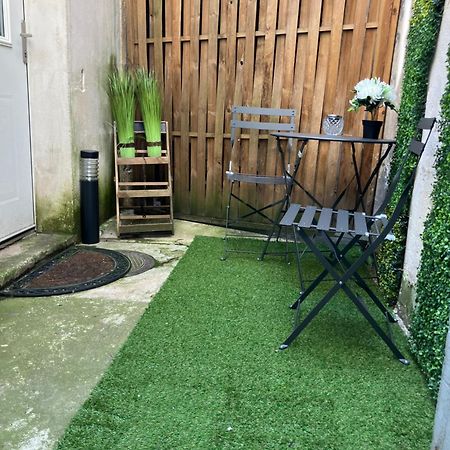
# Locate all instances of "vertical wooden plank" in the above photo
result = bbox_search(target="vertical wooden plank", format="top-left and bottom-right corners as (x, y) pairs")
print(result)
(236, 0), (257, 214)
(297, 0), (322, 204)
(323, 0), (346, 206)
(222, 0), (239, 215)
(179, 0), (191, 214)
(261, 0), (278, 108)
(311, 36), (332, 204)
(163, 1), (173, 133)
(136, 0), (147, 69)
(280, 2), (300, 109)
(189, 0), (201, 216)
(152, 0), (164, 84)
(171, 0), (183, 210)
(123, 0), (133, 65)
(205, 0), (220, 215)
(335, 0), (370, 209)
(265, 0), (286, 209)
(124, 0), (139, 66)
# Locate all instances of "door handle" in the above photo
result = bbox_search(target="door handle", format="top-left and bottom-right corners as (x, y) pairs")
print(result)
(20, 21), (32, 64)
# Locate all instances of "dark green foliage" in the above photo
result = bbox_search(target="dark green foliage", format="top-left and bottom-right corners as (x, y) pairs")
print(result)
(410, 45), (450, 399)
(377, 0), (444, 303)
(57, 237), (434, 449)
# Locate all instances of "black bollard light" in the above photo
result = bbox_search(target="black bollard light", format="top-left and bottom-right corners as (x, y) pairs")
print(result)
(80, 150), (99, 244)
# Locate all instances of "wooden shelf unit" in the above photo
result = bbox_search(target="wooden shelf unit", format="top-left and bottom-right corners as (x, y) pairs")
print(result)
(114, 121), (174, 236)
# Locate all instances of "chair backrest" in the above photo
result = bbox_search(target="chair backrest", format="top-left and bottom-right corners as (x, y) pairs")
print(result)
(229, 106), (296, 173)
(374, 117), (436, 216)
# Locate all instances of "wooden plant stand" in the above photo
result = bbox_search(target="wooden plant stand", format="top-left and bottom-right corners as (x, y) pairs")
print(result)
(114, 121), (174, 236)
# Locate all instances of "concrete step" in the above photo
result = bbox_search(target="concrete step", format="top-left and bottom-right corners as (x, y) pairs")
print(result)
(0, 233), (76, 289)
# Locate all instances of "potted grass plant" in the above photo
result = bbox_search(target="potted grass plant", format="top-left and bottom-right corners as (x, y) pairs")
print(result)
(136, 68), (162, 157)
(107, 67), (136, 157)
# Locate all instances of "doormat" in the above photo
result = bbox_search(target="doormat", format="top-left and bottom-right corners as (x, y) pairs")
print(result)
(117, 250), (156, 277)
(0, 246), (131, 297)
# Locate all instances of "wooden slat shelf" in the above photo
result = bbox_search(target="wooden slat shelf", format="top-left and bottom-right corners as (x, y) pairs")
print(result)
(117, 156), (170, 165)
(114, 121), (174, 236)
(119, 214), (171, 220)
(118, 223), (173, 233)
(117, 189), (171, 198)
(118, 181), (169, 187)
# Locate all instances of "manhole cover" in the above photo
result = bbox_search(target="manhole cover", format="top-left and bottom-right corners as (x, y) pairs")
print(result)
(117, 250), (156, 277)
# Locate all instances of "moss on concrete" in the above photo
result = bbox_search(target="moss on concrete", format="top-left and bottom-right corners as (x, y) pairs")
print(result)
(99, 176), (115, 223)
(397, 279), (416, 328)
(35, 192), (79, 235)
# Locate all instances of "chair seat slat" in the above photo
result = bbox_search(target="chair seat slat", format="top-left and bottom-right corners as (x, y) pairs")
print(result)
(317, 208), (333, 231)
(336, 210), (349, 233)
(353, 212), (368, 235)
(299, 206), (317, 228)
(280, 204), (302, 226)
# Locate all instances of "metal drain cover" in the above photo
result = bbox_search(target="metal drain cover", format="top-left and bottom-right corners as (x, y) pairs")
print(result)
(117, 250), (156, 277)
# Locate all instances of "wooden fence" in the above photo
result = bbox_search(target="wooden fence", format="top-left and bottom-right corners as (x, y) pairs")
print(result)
(124, 0), (400, 224)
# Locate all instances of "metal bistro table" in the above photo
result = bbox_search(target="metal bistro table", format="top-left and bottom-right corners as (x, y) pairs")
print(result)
(271, 132), (396, 212)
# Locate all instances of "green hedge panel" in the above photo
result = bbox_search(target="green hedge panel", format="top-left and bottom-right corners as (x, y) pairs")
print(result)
(377, 0), (445, 304)
(410, 44), (450, 399)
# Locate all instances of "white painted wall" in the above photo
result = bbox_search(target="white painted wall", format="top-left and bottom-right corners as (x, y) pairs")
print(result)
(25, 0), (74, 232)
(398, 0), (450, 317)
(25, 0), (121, 233)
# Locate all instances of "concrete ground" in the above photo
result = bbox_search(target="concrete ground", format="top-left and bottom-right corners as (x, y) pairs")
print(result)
(0, 220), (227, 450)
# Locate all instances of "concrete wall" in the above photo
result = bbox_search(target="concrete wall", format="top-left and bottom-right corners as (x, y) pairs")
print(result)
(397, 0), (450, 324)
(25, 0), (121, 234)
(432, 321), (450, 450)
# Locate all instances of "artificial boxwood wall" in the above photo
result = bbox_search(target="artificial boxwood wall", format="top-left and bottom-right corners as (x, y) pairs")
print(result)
(377, 0), (444, 304)
(410, 45), (450, 399)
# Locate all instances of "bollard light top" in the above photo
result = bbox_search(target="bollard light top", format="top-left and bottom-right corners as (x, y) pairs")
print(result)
(80, 150), (99, 159)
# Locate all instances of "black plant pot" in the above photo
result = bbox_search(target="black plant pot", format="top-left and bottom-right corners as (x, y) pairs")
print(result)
(362, 120), (383, 139)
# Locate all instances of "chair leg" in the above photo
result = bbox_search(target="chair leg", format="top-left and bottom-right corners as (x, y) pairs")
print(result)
(221, 183), (234, 261)
(259, 195), (290, 261)
(280, 282), (342, 349)
(282, 228), (409, 363)
(320, 233), (397, 323)
(341, 284), (409, 364)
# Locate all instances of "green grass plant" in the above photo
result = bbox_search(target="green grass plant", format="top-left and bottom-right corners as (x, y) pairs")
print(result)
(107, 67), (136, 157)
(136, 68), (162, 157)
(57, 237), (434, 450)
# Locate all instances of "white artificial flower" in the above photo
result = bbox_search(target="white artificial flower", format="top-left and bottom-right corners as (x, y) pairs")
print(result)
(348, 77), (397, 115)
(381, 82), (396, 104)
(354, 78), (384, 102)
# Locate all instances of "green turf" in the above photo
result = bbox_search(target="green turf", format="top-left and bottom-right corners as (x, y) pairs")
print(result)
(57, 236), (434, 450)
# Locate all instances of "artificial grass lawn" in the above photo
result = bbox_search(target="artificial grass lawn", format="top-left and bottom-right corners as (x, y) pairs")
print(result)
(57, 236), (434, 449)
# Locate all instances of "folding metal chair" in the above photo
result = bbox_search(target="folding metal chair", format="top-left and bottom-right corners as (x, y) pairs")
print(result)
(222, 106), (300, 260)
(278, 118), (436, 363)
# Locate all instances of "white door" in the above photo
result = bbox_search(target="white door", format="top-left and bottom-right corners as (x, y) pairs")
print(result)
(0, 0), (34, 242)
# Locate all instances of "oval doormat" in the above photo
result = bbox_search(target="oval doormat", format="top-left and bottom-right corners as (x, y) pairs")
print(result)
(0, 246), (131, 297)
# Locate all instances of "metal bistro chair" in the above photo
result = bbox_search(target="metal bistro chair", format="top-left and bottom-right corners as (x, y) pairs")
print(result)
(278, 118), (436, 363)
(222, 106), (301, 260)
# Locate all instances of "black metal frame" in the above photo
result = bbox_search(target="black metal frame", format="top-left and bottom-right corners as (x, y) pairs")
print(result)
(222, 106), (301, 260)
(278, 118), (436, 363)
